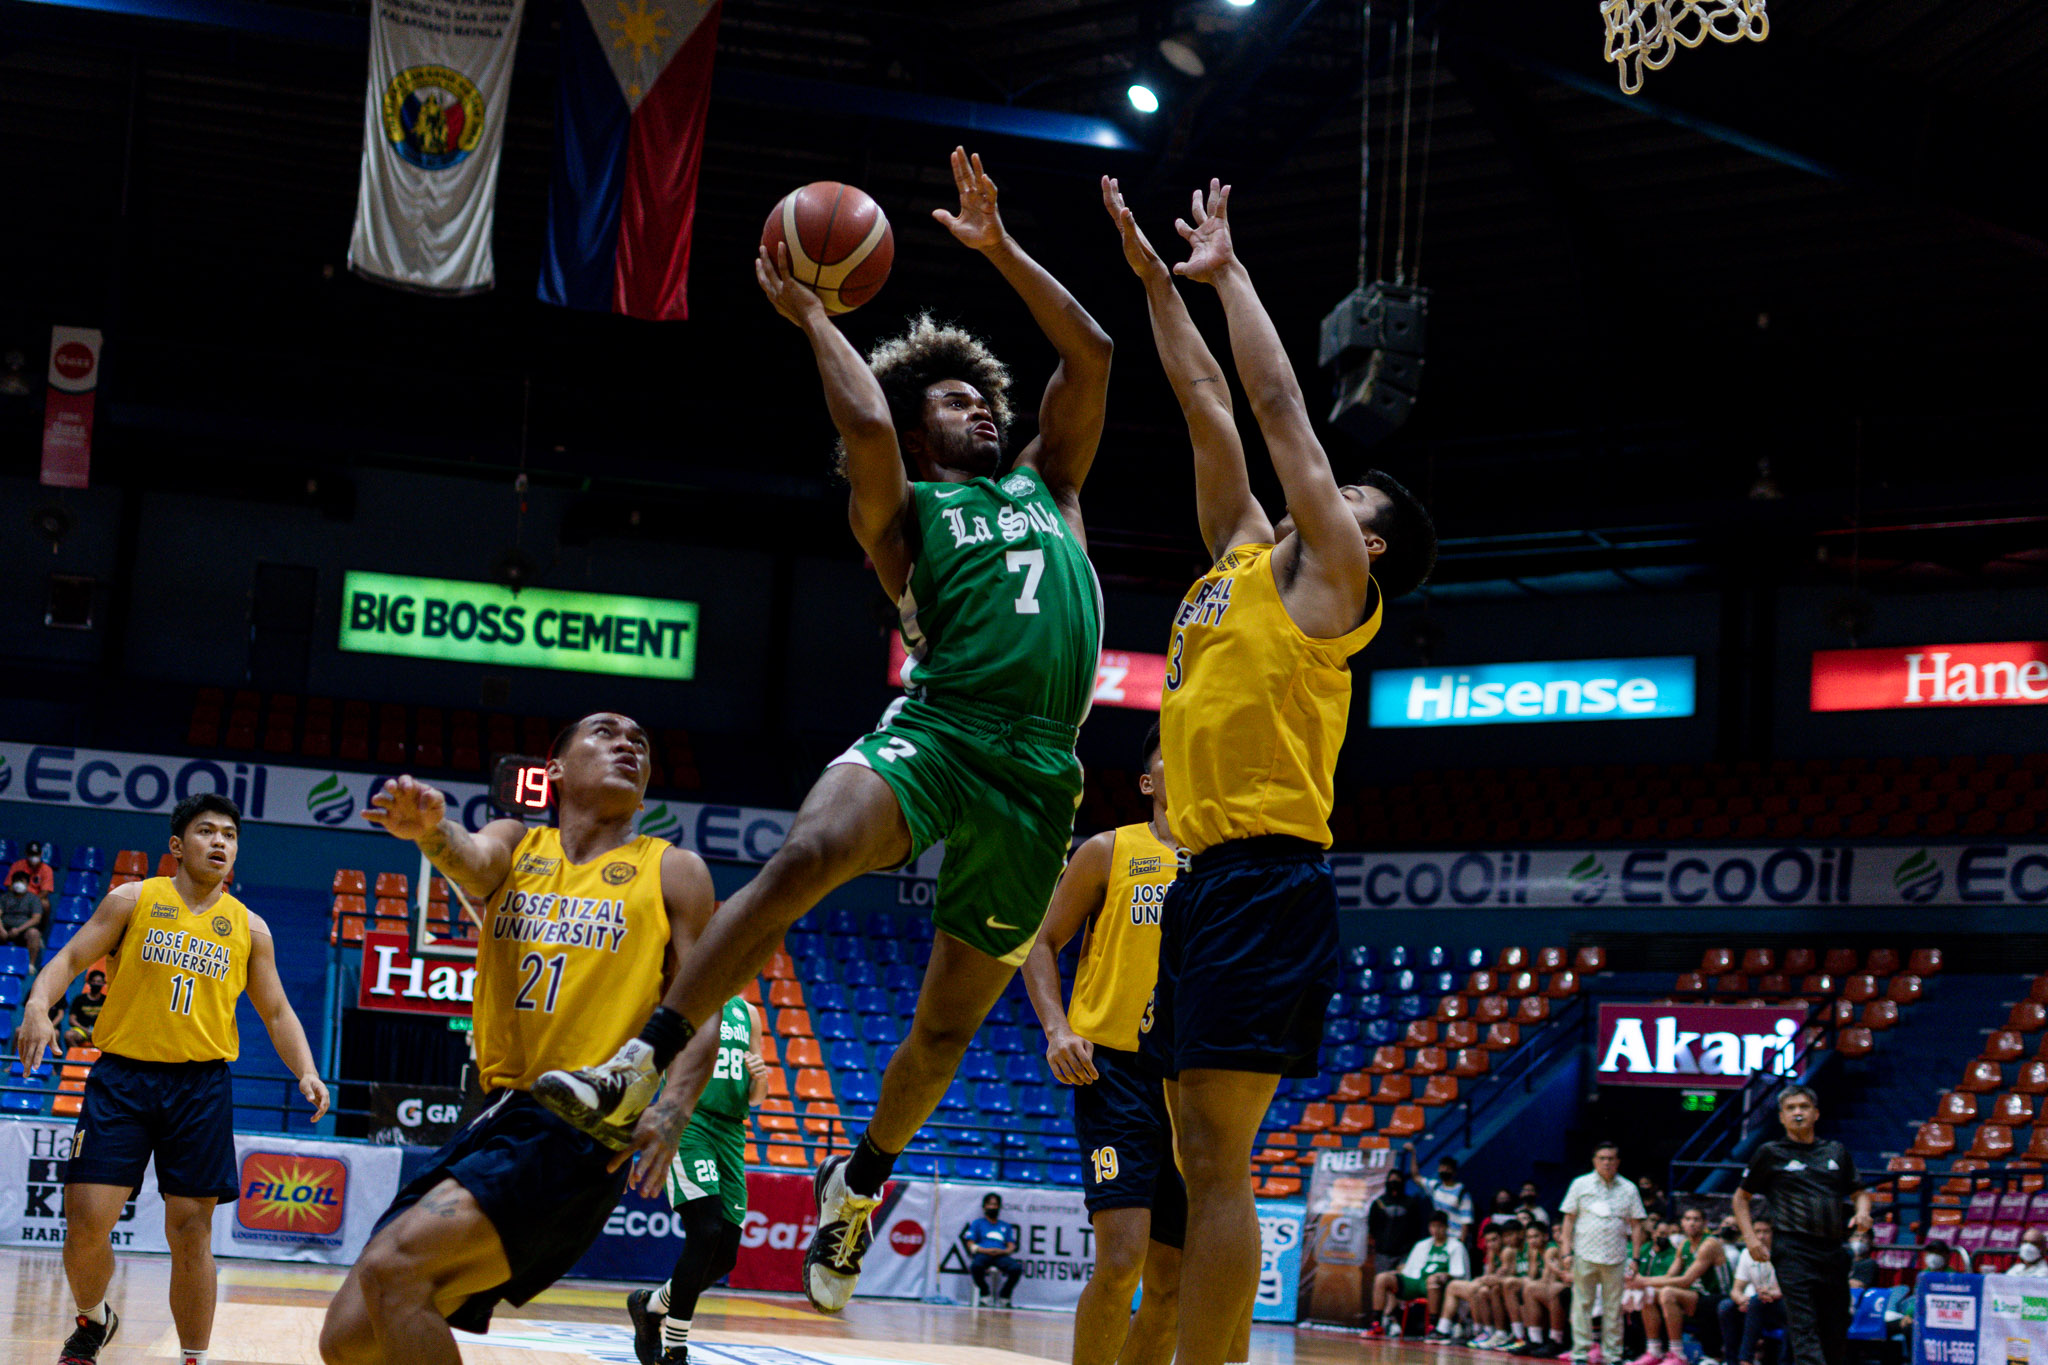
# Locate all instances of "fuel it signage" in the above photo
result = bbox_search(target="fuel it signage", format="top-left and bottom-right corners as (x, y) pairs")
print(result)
(1595, 1004), (1810, 1089)
(1811, 642), (2048, 712)
(356, 931), (475, 1018)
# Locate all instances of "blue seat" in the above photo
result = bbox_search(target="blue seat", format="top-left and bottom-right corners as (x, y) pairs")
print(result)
(46, 924), (77, 954)
(0, 978), (22, 1008)
(822, 1040), (865, 1071)
(1460, 947), (1488, 970)
(70, 847), (106, 872)
(0, 1093), (37, 1114)
(998, 1129), (1033, 1151)
(900, 1151), (940, 1177)
(8, 1060), (52, 1082)
(865, 911), (904, 939)
(0, 840), (15, 866)
(975, 1083), (1015, 1114)
(1393, 994), (1427, 1022)
(894, 989), (923, 1017)
(54, 897), (91, 925)
(40, 846), (62, 871)
(795, 954), (835, 983)
(1351, 968), (1381, 993)
(1008, 1160), (1047, 1184)
(984, 998), (1017, 1026)
(1049, 1163), (1085, 1186)
(871, 1045), (896, 1074)
(826, 907), (860, 936)
(959, 1053), (1000, 1082)
(1365, 1018), (1400, 1046)
(842, 960), (879, 987)
(984, 1026), (1024, 1055)
(1041, 1132), (1079, 1154)
(1325, 1018), (1360, 1045)
(854, 987), (892, 1015)
(60, 870), (96, 898)
(1425, 970), (1456, 996)
(1386, 969), (1416, 994)
(808, 983), (849, 1014)
(1325, 994), (1350, 1019)
(956, 1157), (998, 1182)
(1327, 1043), (1366, 1073)
(1419, 946), (1449, 970)
(1005, 1054), (1044, 1085)
(840, 1073), (880, 1105)
(909, 939), (932, 967)
(1265, 1100), (1304, 1129)
(786, 930), (822, 957)
(1020, 1087), (1059, 1118)
(884, 964), (922, 992)
(862, 1015), (903, 1045)
(1385, 945), (1411, 969)
(834, 936), (867, 962)
(815, 1011), (856, 1042)
(1355, 992), (1387, 1020)
(871, 939), (904, 966)
(938, 1081), (973, 1114)
(0, 945), (29, 976)
(1346, 945), (1378, 970)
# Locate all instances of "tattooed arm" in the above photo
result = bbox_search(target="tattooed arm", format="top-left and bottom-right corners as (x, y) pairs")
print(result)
(363, 774), (526, 902)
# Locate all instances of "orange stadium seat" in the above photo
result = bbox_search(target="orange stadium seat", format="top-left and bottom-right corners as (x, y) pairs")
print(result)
(1970, 1125), (2016, 1161)
(2031, 977), (2048, 1006)
(740, 979), (762, 1005)
(1740, 948), (1775, 975)
(1861, 1000), (1899, 1031)
(1673, 972), (1706, 996)
(1887, 1156), (1924, 1191)
(1466, 970), (1498, 996)
(1842, 975), (1880, 1004)
(1781, 948), (1816, 976)
(1502, 972), (1536, 999)
(113, 850), (146, 876)
(156, 854), (179, 877)
(1474, 996), (1509, 1024)
(1822, 948), (1859, 976)
(2018, 1062), (2048, 1096)
(1537, 947), (1569, 973)
(1334, 1104), (1376, 1135)
(1333, 1072), (1371, 1102)
(2011, 1002), (2048, 1033)
(758, 1099), (799, 1133)
(1961, 1059), (2004, 1093)
(760, 1067), (789, 1100)
(1993, 1093), (2036, 1127)
(1496, 946), (1528, 971)
(1368, 1046), (1405, 1075)
(1442, 1020), (1479, 1049)
(1371, 1074), (1412, 1104)
(1436, 995), (1471, 1021)
(1987, 1032), (2026, 1063)
(373, 872), (408, 899)
(773, 1008), (812, 1038)
(1698, 948), (1735, 975)
(1383, 1105), (1426, 1138)
(803, 1100), (842, 1137)
(1936, 1092), (1978, 1124)
(1909, 948), (1943, 976)
(2029, 1129), (2048, 1162)
(763, 950), (795, 981)
(1757, 974), (1790, 997)
(755, 1032), (779, 1065)
(769, 979), (805, 1008)
(1573, 946), (1607, 973)
(1836, 1026), (1874, 1058)
(1887, 974), (1924, 1004)
(333, 870), (366, 896)
(1453, 1048), (1491, 1078)
(1865, 948), (1900, 977)
(1483, 1022), (1521, 1051)
(1403, 1020), (1438, 1048)
(795, 1068), (834, 1101)
(1909, 1123), (1956, 1158)
(1418, 1076), (1459, 1106)
(1409, 1048), (1447, 1076)
(1295, 1103), (1336, 1133)
(765, 1144), (808, 1168)
(785, 1037), (823, 1068)
(1516, 997), (1550, 1024)
(1546, 971), (1580, 999)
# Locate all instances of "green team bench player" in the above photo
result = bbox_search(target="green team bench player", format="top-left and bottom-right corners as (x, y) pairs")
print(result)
(628, 995), (769, 1365)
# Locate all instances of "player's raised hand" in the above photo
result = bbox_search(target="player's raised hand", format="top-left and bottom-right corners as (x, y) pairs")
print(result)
(610, 1094), (692, 1199)
(299, 1072), (331, 1122)
(364, 775), (446, 841)
(13, 1007), (55, 1076)
(933, 147), (1005, 252)
(1173, 179), (1237, 284)
(754, 241), (827, 328)
(1045, 1027), (1099, 1086)
(1102, 176), (1168, 282)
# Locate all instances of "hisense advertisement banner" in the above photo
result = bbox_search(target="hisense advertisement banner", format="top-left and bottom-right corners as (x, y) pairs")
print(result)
(1369, 657), (1696, 728)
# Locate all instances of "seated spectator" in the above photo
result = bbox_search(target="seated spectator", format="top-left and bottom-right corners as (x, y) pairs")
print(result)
(964, 1192), (1023, 1308)
(6, 841), (54, 898)
(1641, 1205), (1733, 1365)
(1623, 1221), (1679, 1364)
(1848, 1229), (1879, 1290)
(1441, 1222), (1509, 1343)
(1486, 1187), (1523, 1231)
(1718, 1217), (1786, 1365)
(1509, 1219), (1573, 1356)
(1922, 1237), (1968, 1275)
(0, 871), (48, 966)
(1638, 1174), (1674, 1222)
(1517, 1181), (1553, 1227)
(2010, 1229), (2048, 1279)
(63, 971), (107, 1047)
(1369, 1209), (1470, 1337)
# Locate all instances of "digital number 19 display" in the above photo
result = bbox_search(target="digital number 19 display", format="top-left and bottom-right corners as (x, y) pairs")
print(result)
(491, 754), (551, 815)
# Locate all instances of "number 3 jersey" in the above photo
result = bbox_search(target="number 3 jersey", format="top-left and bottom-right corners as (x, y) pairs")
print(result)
(473, 826), (671, 1093)
(898, 466), (1103, 729)
(92, 876), (251, 1063)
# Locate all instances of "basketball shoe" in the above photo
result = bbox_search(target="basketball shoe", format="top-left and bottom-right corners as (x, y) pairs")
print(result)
(533, 1039), (662, 1146)
(805, 1154), (881, 1312)
(59, 1307), (119, 1365)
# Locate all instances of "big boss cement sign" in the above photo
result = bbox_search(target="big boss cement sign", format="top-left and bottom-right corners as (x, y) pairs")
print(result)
(1596, 1004), (1810, 1089)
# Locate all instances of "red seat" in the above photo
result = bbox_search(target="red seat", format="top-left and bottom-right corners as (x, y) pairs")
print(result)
(373, 872), (408, 899)
(1829, 999), (1858, 1028)
(1909, 948), (1943, 976)
(1546, 971), (1581, 999)
(1368, 1045), (1406, 1075)
(1987, 1031), (2026, 1063)
(1333, 1103), (1377, 1135)
(2017, 1062), (2048, 1096)
(768, 979), (805, 1008)
(1483, 1022), (1522, 1050)
(1534, 947), (1567, 973)
(1442, 1020), (1479, 1049)
(1403, 1020), (1440, 1048)
(1574, 946), (1607, 973)
(1887, 1155), (1925, 1190)
(1822, 948), (1860, 976)
(1842, 974), (1881, 1004)
(1496, 946), (1529, 971)
(1970, 1125), (2016, 1161)
(1861, 1000), (1900, 1031)
(1474, 996), (1509, 1024)
(775, 1008), (813, 1038)
(1383, 1104), (1426, 1137)
(1501, 972), (1536, 999)
(1909, 1122), (1956, 1157)
(2032, 976), (2048, 1006)
(1371, 1074), (1413, 1104)
(1409, 1047), (1448, 1076)
(2029, 1128), (2048, 1162)
(1740, 948), (1776, 975)
(1436, 995), (1471, 1021)
(1865, 948), (1901, 977)
(1781, 947), (1816, 976)
(763, 950), (796, 981)
(333, 869), (367, 896)
(1296, 1102), (1337, 1133)
(1993, 1093), (2037, 1127)
(2011, 1002), (2048, 1034)
(1453, 1048), (1491, 1078)
(1466, 970), (1498, 996)
(1699, 948), (1735, 975)
(1961, 1060), (2004, 1092)
(1417, 1075), (1459, 1106)
(1837, 1026), (1874, 1057)
(1757, 974), (1790, 997)
(1799, 973), (1836, 998)
(1673, 972), (1706, 996)
(1715, 973), (1748, 996)
(1333, 1071), (1371, 1102)
(1516, 997), (1550, 1024)
(1936, 1092), (1979, 1124)
(785, 1037), (823, 1068)
(1888, 974), (1924, 1004)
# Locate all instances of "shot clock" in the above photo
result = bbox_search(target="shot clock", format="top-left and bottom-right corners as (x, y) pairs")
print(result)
(491, 754), (552, 816)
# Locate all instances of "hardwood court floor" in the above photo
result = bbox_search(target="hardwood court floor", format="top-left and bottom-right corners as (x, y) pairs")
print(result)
(0, 1249), (1435, 1365)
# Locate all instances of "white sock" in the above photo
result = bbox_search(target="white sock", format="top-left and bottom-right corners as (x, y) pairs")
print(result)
(181, 1351), (208, 1365)
(1514, 1323), (1528, 1340)
(649, 1280), (672, 1314)
(78, 1302), (109, 1325)
(1440, 1317), (1456, 1334)
(1649, 1341), (1665, 1356)
(1551, 1329), (1566, 1342)
(662, 1313), (692, 1355)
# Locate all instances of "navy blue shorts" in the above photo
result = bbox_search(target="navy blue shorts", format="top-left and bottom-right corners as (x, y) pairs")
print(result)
(69, 1054), (238, 1201)
(1072, 1044), (1186, 1246)
(372, 1089), (630, 1333)
(1140, 836), (1341, 1081)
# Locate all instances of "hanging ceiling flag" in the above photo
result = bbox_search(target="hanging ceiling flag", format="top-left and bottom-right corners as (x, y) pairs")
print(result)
(348, 0), (527, 294)
(40, 326), (102, 490)
(539, 0), (724, 321)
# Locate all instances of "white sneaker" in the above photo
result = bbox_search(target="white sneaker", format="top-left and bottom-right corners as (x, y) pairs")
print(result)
(531, 1039), (660, 1148)
(803, 1154), (881, 1313)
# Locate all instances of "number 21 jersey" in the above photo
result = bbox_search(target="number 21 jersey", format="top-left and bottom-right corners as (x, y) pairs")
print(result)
(473, 826), (670, 1093)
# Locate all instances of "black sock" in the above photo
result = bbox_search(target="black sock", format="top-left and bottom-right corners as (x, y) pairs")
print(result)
(638, 1008), (695, 1072)
(842, 1133), (899, 1196)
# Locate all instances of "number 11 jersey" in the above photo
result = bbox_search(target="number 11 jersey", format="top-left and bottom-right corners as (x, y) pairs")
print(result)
(93, 877), (251, 1063)
(473, 826), (670, 1093)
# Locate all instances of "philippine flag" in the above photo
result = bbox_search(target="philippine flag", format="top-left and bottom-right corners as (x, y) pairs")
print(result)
(539, 0), (722, 321)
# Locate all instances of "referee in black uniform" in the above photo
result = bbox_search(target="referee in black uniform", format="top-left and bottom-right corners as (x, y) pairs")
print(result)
(1732, 1086), (1872, 1365)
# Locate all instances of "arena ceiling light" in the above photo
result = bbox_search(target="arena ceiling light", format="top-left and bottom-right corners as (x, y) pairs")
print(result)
(1127, 83), (1161, 114)
(1225, 0), (1256, 8)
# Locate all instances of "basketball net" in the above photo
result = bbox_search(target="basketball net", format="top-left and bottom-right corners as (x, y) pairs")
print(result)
(1601, 0), (1768, 94)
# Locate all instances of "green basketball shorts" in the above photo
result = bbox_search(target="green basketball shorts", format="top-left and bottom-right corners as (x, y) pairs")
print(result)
(667, 1118), (747, 1227)
(831, 694), (1083, 964)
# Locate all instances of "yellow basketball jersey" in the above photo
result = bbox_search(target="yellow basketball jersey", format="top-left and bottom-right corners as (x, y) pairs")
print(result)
(1068, 822), (1177, 1052)
(93, 877), (251, 1063)
(473, 826), (671, 1093)
(1161, 544), (1382, 853)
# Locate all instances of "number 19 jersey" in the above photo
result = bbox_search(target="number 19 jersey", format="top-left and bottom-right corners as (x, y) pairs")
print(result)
(473, 827), (671, 1093)
(899, 465), (1103, 728)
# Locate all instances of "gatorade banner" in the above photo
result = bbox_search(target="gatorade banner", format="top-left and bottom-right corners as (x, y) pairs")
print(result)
(1297, 1146), (1392, 1326)
(39, 325), (100, 490)
(348, 0), (526, 293)
(1328, 844), (2048, 910)
(1257, 1198), (1306, 1323)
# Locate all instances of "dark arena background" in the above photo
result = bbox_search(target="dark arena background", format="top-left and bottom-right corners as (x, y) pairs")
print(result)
(2, 0), (2047, 1362)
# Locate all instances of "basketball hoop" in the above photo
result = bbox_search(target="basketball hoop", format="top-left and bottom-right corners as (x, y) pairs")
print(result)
(1601, 0), (1768, 95)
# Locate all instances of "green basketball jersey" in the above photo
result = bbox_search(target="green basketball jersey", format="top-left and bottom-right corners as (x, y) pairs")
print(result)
(899, 465), (1103, 729)
(666, 996), (751, 1226)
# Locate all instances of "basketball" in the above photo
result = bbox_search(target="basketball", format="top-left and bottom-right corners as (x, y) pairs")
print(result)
(761, 181), (894, 314)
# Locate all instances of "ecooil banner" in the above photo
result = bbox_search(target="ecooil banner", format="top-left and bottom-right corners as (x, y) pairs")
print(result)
(1329, 845), (2048, 910)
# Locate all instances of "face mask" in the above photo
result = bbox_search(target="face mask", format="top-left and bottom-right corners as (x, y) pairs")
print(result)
(1924, 1254), (1945, 1271)
(9, 883), (24, 895)
(2023, 1244), (2044, 1265)
(1848, 1240), (1868, 1255)
(27, 854), (40, 865)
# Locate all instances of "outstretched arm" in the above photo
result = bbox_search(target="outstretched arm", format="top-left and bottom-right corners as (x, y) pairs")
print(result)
(1178, 181), (1373, 637)
(1102, 176), (1269, 559)
(15, 882), (137, 1069)
(247, 915), (330, 1120)
(363, 775), (525, 904)
(1021, 830), (1114, 1086)
(937, 148), (1111, 509)
(754, 242), (914, 597)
